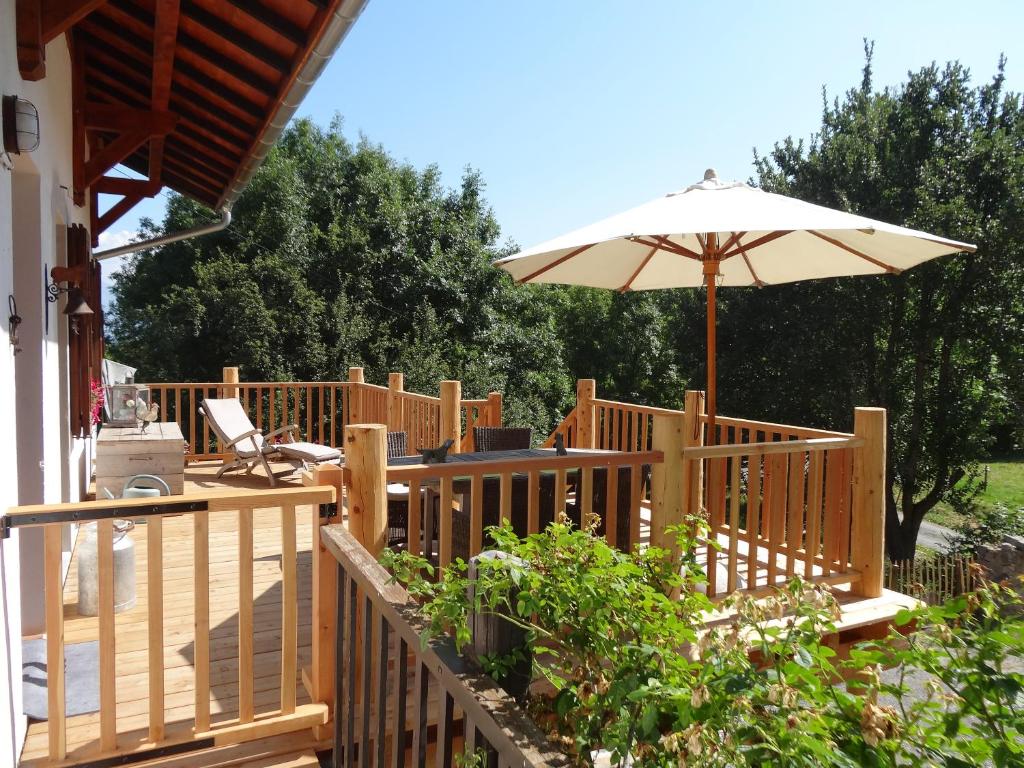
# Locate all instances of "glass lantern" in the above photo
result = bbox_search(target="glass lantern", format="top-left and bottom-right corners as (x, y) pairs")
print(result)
(105, 383), (150, 428)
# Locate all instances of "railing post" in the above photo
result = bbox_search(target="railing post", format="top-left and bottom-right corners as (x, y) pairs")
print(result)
(304, 463), (342, 739)
(487, 390), (503, 427)
(651, 411), (685, 555)
(345, 423), (387, 556)
(221, 366), (239, 398)
(681, 390), (706, 520)
(440, 380), (462, 454)
(387, 372), (404, 432)
(851, 407), (886, 598)
(348, 366), (364, 424)
(576, 379), (596, 449)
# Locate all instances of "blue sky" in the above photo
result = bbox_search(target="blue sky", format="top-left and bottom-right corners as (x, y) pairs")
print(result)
(98, 0), (1024, 261)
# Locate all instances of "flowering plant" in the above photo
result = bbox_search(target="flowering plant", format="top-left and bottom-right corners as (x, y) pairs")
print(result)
(89, 378), (105, 427)
(384, 519), (1024, 767)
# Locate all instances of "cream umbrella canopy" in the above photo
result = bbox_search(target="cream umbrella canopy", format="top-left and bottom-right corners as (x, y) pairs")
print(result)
(495, 170), (976, 442)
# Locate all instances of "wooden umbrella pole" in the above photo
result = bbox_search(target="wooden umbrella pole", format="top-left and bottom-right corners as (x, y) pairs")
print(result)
(705, 266), (717, 446)
(704, 233), (720, 446)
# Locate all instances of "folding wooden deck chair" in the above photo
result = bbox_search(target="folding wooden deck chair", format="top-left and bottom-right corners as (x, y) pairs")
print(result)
(199, 398), (341, 486)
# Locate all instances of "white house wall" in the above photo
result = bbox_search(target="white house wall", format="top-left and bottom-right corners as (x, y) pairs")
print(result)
(1, 0), (93, 761)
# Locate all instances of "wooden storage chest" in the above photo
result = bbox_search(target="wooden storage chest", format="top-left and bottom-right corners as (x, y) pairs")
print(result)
(95, 422), (185, 497)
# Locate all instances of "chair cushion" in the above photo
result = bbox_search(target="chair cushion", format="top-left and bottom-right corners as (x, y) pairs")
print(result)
(387, 482), (425, 500)
(276, 441), (341, 463)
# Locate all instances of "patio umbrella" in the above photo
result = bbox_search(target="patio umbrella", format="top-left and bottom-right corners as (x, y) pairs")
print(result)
(495, 169), (976, 443)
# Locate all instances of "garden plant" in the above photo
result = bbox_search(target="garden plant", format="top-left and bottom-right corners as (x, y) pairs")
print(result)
(384, 517), (1024, 767)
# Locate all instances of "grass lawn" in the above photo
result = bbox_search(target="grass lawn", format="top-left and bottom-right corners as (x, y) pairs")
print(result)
(925, 457), (1024, 530)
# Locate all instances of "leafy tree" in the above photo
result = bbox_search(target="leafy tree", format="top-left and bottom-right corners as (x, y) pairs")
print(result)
(750, 48), (1024, 558)
(107, 118), (573, 435)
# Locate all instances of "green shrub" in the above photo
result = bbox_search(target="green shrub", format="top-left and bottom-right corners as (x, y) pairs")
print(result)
(383, 519), (1024, 767)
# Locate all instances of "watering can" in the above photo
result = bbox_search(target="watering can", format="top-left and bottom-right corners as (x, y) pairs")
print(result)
(101, 474), (171, 499)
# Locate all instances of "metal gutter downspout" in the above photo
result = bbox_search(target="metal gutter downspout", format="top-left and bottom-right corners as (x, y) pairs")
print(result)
(93, 0), (370, 261)
(93, 208), (231, 261)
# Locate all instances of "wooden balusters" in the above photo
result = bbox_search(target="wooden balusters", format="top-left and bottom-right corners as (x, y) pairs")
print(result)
(97, 519), (117, 751)
(193, 509), (211, 732)
(148, 515), (165, 742)
(281, 504), (298, 715)
(44, 525), (66, 760)
(238, 506), (255, 724)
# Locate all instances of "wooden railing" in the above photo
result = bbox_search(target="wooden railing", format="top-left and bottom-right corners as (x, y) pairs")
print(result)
(685, 436), (862, 597)
(147, 368), (503, 463)
(7, 485), (336, 766)
(322, 425), (661, 566)
(320, 524), (566, 767)
(543, 380), (683, 453)
(148, 379), (361, 461)
(545, 383), (887, 601)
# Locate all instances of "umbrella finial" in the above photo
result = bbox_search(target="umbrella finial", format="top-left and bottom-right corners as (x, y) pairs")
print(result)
(704, 168), (718, 181)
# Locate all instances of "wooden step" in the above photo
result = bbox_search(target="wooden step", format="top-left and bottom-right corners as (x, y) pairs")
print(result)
(25, 732), (329, 768)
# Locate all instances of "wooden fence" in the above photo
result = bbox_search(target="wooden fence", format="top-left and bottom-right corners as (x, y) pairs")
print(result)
(9, 486), (336, 766)
(884, 555), (977, 605)
(321, 524), (566, 767)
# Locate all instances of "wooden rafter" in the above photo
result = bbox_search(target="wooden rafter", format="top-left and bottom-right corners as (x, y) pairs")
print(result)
(84, 104), (177, 133)
(83, 129), (158, 190)
(149, 0), (181, 185)
(223, 0), (306, 47)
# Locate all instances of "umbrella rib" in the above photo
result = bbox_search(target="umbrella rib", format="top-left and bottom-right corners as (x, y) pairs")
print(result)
(630, 236), (702, 260)
(652, 235), (704, 260)
(719, 231), (746, 254)
(732, 234), (765, 287)
(807, 230), (902, 274)
(618, 245), (659, 292)
(718, 230), (792, 259)
(516, 242), (597, 283)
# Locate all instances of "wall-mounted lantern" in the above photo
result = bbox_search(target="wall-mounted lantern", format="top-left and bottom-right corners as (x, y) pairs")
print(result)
(47, 265), (94, 335)
(2, 95), (40, 155)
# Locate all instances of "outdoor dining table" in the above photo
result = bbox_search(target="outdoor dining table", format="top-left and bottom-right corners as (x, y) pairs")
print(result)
(378, 448), (651, 559)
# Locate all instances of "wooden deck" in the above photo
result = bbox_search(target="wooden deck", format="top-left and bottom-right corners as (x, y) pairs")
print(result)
(20, 461), (322, 767)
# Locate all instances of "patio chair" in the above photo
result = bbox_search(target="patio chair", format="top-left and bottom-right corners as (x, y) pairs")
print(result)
(199, 398), (340, 487)
(450, 472), (557, 562)
(568, 464), (652, 550)
(472, 426), (533, 451)
(384, 431), (428, 548)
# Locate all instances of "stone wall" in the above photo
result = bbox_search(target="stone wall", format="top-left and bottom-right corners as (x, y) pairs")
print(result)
(977, 535), (1024, 590)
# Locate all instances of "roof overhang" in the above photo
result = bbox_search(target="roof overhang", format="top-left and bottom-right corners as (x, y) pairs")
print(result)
(16, 0), (368, 243)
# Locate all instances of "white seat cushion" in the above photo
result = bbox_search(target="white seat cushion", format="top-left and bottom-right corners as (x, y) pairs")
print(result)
(387, 482), (426, 500)
(276, 441), (341, 463)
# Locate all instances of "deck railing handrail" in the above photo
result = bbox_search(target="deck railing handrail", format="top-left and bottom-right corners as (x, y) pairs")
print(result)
(683, 435), (864, 460)
(10, 484), (337, 765)
(320, 523), (568, 767)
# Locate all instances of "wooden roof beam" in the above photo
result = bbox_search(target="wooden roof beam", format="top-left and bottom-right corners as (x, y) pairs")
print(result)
(96, 192), (146, 235)
(83, 111), (178, 189)
(149, 0), (181, 184)
(42, 0), (108, 42)
(93, 176), (161, 197)
(84, 104), (178, 134)
(16, 0), (46, 80)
